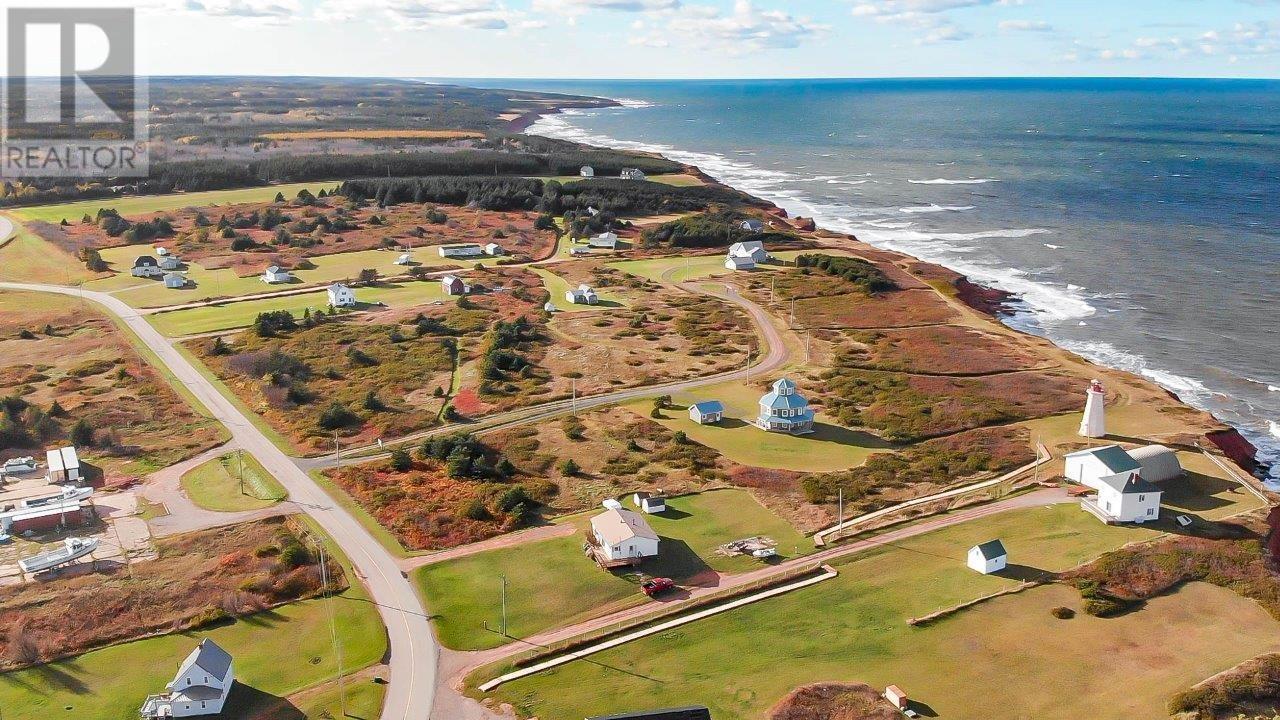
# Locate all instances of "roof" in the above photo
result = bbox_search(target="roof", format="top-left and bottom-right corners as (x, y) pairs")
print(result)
(741, 219), (764, 229)
(328, 283), (350, 292)
(591, 508), (658, 546)
(761, 392), (810, 411)
(729, 240), (765, 257)
(441, 274), (463, 284)
(886, 685), (906, 698)
(690, 400), (724, 414)
(176, 639), (233, 682)
(171, 685), (224, 702)
(1096, 472), (1161, 495)
(1065, 445), (1141, 474)
(587, 707), (711, 720)
(772, 378), (797, 393)
(46, 446), (79, 472)
(265, 265), (282, 273)
(134, 256), (157, 266)
(972, 539), (1007, 560)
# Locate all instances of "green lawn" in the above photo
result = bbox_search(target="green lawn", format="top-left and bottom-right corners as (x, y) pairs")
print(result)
(480, 504), (1280, 720)
(533, 267), (627, 312)
(0, 519), (387, 720)
(147, 279), (448, 336)
(639, 381), (893, 472)
(8, 182), (341, 224)
(87, 247), (423, 309)
(0, 219), (94, 284)
(180, 451), (288, 511)
(416, 489), (807, 651)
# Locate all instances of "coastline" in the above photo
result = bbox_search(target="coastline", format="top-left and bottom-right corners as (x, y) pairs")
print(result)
(519, 104), (1271, 478)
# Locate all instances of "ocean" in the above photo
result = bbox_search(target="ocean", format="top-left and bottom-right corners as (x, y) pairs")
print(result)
(454, 77), (1280, 482)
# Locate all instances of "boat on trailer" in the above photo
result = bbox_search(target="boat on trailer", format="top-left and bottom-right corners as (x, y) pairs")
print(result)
(18, 537), (98, 573)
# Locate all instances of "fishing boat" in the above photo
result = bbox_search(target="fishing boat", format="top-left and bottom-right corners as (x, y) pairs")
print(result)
(20, 485), (93, 508)
(18, 537), (98, 573)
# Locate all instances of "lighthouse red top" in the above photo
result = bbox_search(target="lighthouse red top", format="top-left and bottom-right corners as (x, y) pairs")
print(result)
(1089, 379), (1104, 393)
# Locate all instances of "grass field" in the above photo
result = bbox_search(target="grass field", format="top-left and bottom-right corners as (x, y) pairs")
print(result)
(540, 173), (704, 187)
(637, 381), (893, 472)
(481, 504), (1280, 720)
(0, 219), (93, 284)
(416, 489), (808, 651)
(86, 247), (422, 309)
(608, 250), (836, 284)
(8, 182), (340, 224)
(261, 130), (484, 140)
(533, 267), (627, 312)
(148, 279), (449, 336)
(180, 451), (288, 511)
(0, 520), (387, 720)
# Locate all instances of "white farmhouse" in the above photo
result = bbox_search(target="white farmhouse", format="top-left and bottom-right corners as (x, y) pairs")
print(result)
(327, 283), (356, 307)
(159, 255), (182, 271)
(1063, 445), (1141, 492)
(620, 168), (646, 181)
(164, 272), (187, 289)
(580, 165), (594, 178)
(565, 284), (599, 305)
(438, 244), (485, 259)
(131, 256), (163, 278)
(46, 446), (81, 484)
(260, 266), (292, 284)
(588, 232), (618, 250)
(140, 638), (235, 718)
(725, 240), (769, 271)
(688, 401), (724, 425)
(967, 539), (1008, 574)
(590, 507), (659, 562)
(1088, 473), (1163, 524)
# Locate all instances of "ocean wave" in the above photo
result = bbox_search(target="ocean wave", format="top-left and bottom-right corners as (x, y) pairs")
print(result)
(900, 204), (975, 214)
(828, 179), (869, 185)
(1044, 243), (1062, 249)
(908, 178), (999, 185)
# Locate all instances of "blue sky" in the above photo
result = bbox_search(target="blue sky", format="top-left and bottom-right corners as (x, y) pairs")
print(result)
(127, 0), (1280, 78)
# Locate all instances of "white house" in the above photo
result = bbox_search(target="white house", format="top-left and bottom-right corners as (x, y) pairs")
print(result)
(620, 168), (646, 181)
(632, 493), (667, 514)
(140, 638), (235, 718)
(688, 401), (724, 425)
(327, 283), (356, 307)
(154, 246), (170, 256)
(1063, 445), (1142, 492)
(756, 378), (815, 435)
(728, 240), (769, 265)
(565, 284), (599, 305)
(1090, 472), (1163, 524)
(163, 272), (187, 289)
(580, 165), (595, 178)
(967, 539), (1008, 574)
(590, 507), (659, 562)
(739, 218), (765, 232)
(131, 256), (163, 278)
(46, 446), (81, 484)
(1129, 445), (1184, 483)
(159, 255), (182, 271)
(724, 255), (756, 271)
(588, 232), (618, 250)
(441, 275), (468, 296)
(484, 243), (504, 256)
(569, 246), (591, 256)
(260, 266), (292, 284)
(438, 244), (484, 259)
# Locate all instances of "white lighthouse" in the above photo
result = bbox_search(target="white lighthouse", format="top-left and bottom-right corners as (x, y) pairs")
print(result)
(1079, 379), (1106, 438)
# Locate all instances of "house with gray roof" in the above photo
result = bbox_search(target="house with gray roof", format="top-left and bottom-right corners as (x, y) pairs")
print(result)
(755, 378), (815, 435)
(1065, 445), (1164, 524)
(141, 638), (235, 717)
(967, 539), (1008, 574)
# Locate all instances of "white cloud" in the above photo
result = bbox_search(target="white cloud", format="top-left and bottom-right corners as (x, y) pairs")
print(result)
(316, 0), (529, 30)
(998, 19), (1051, 33)
(628, 1), (828, 53)
(149, 0), (302, 24)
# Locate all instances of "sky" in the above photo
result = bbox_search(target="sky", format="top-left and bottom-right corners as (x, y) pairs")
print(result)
(24, 0), (1280, 78)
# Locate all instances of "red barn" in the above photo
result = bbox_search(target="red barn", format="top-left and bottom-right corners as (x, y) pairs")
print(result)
(2, 501), (88, 534)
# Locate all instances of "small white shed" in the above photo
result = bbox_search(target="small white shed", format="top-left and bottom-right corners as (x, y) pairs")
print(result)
(632, 493), (667, 514)
(163, 272), (186, 289)
(46, 446), (81, 484)
(967, 539), (1008, 574)
(688, 401), (725, 425)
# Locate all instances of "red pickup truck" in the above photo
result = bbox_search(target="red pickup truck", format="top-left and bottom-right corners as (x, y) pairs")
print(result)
(641, 577), (676, 597)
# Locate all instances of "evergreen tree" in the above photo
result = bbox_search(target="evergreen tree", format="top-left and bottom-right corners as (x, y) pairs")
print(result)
(69, 419), (94, 446)
(388, 447), (412, 472)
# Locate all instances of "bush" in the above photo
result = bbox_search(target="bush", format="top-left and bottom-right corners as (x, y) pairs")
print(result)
(318, 402), (360, 430)
(560, 458), (580, 476)
(69, 419), (94, 446)
(388, 448), (412, 472)
(458, 497), (490, 521)
(278, 542), (312, 569)
(1050, 606), (1075, 620)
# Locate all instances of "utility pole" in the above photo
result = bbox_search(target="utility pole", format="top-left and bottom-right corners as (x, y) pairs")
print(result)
(744, 344), (751, 381)
(837, 487), (844, 542)
(790, 298), (796, 327)
(571, 377), (578, 417)
(317, 538), (346, 718)
(770, 277), (775, 303)
(500, 574), (508, 636)
(237, 448), (244, 496)
(333, 432), (339, 461)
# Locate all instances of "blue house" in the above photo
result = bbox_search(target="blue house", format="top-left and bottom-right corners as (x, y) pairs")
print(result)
(688, 400), (725, 425)
(755, 378), (815, 435)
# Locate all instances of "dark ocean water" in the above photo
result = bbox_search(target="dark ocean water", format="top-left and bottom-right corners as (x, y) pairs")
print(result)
(450, 78), (1280, 481)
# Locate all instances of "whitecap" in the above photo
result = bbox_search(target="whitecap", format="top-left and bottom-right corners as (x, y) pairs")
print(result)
(1044, 243), (1062, 249)
(908, 178), (999, 185)
(900, 204), (975, 214)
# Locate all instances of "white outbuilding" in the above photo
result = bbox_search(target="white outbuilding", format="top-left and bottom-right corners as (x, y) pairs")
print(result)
(632, 493), (667, 514)
(967, 539), (1008, 574)
(1063, 445), (1142, 492)
(327, 283), (356, 307)
(1090, 473), (1163, 524)
(566, 284), (599, 305)
(580, 165), (594, 178)
(1128, 445), (1184, 483)
(46, 446), (81, 484)
(140, 638), (235, 718)
(261, 266), (293, 284)
(590, 507), (659, 562)
(688, 401), (725, 425)
(484, 243), (504, 256)
(163, 272), (187, 289)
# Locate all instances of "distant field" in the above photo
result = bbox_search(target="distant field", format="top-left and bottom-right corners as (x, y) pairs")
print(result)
(636, 380), (892, 473)
(541, 173), (703, 187)
(148, 279), (449, 336)
(532, 266), (627, 312)
(181, 451), (288, 511)
(609, 249), (833, 284)
(0, 218), (92, 284)
(9, 182), (340, 223)
(481, 504), (1280, 720)
(261, 129), (484, 140)
(417, 489), (809, 651)
(0, 521), (386, 720)
(87, 246), (422, 308)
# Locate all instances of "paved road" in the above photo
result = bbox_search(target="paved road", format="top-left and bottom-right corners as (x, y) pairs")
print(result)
(0, 281), (435, 720)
